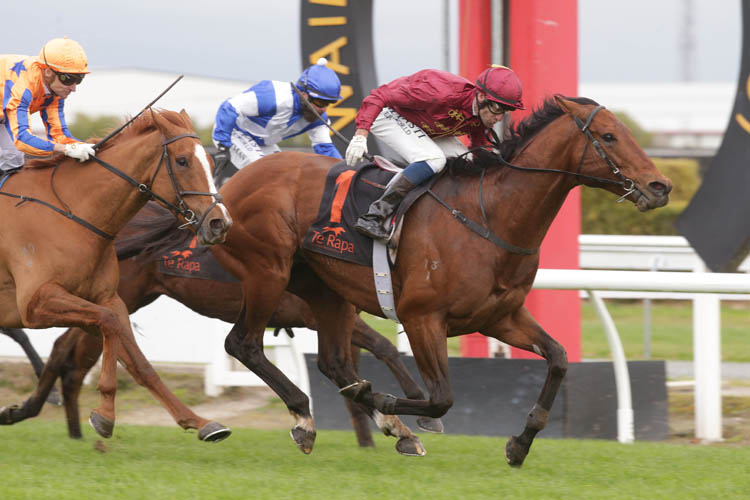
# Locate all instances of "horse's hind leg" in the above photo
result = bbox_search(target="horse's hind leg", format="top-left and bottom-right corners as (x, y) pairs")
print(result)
(0, 328), (82, 427)
(344, 343), (375, 448)
(300, 289), (425, 457)
(482, 306), (568, 468)
(350, 317), (444, 434)
(0, 327), (61, 405)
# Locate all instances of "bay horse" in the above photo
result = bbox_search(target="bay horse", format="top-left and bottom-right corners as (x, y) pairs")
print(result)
(0, 328), (61, 405)
(0, 203), (440, 450)
(0, 109), (234, 442)
(209, 96), (672, 466)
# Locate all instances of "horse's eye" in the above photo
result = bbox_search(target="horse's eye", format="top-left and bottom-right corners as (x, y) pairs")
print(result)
(602, 133), (616, 143)
(176, 156), (189, 167)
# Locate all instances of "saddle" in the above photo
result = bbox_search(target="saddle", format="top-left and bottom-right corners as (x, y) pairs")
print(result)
(302, 158), (432, 267)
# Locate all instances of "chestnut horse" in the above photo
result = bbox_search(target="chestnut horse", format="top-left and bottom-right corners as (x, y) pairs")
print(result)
(0, 109), (233, 442)
(0, 203), (440, 449)
(209, 96), (672, 466)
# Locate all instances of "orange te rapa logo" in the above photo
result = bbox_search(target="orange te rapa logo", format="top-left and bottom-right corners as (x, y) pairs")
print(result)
(311, 225), (354, 254)
(161, 237), (201, 272)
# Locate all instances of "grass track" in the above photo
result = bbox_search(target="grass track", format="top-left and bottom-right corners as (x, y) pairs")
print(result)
(2, 422), (749, 500)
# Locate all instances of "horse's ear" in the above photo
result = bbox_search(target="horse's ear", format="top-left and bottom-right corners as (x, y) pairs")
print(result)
(554, 94), (578, 115)
(178, 109), (194, 129)
(150, 108), (169, 135)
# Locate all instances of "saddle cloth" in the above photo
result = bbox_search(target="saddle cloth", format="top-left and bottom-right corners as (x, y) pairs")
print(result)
(303, 161), (396, 266)
(157, 235), (239, 282)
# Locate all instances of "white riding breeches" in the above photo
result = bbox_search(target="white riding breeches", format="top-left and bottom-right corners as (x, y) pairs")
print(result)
(216, 128), (281, 169)
(0, 121), (25, 172)
(369, 107), (468, 173)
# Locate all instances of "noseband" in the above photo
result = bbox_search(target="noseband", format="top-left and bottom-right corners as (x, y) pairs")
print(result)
(571, 106), (639, 202)
(91, 133), (223, 232)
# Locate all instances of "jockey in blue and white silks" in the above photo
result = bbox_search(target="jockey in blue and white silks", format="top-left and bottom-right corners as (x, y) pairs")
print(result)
(212, 58), (343, 179)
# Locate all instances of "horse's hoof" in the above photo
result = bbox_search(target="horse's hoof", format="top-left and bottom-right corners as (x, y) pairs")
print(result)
(89, 411), (114, 439)
(198, 421), (232, 442)
(46, 388), (63, 406)
(417, 417), (444, 434)
(505, 435), (528, 468)
(290, 426), (316, 454)
(395, 436), (426, 457)
(0, 404), (20, 425)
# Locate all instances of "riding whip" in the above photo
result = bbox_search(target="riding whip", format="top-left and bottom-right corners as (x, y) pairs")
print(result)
(93, 75), (185, 150)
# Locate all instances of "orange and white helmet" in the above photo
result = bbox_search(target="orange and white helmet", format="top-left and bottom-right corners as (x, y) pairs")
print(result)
(39, 37), (89, 74)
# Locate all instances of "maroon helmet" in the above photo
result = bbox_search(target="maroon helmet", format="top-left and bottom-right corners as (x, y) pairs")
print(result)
(475, 65), (525, 110)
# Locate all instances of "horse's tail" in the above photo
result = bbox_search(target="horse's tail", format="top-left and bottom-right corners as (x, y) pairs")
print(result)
(114, 202), (194, 261)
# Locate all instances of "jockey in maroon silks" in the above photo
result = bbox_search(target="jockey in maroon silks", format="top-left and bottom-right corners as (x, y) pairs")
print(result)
(345, 65), (525, 242)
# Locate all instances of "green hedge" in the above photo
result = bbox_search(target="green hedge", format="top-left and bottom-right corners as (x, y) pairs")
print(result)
(581, 158), (701, 235)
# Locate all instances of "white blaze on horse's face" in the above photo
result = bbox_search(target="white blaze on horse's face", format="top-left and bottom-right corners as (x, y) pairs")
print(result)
(193, 144), (230, 219)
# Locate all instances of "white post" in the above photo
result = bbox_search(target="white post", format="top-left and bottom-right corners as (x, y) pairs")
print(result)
(588, 290), (634, 443)
(692, 260), (723, 441)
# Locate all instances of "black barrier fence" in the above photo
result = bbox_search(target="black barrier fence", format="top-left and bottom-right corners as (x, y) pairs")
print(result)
(306, 354), (668, 440)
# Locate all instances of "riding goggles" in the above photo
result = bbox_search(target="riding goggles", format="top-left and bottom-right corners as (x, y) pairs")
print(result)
(54, 71), (85, 86)
(485, 100), (514, 115)
(308, 96), (336, 108)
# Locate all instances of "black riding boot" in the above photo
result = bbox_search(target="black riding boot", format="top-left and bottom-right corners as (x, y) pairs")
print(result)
(354, 174), (417, 241)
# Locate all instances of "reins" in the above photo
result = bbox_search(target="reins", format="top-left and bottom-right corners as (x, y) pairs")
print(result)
(424, 105), (641, 255)
(0, 76), (222, 239)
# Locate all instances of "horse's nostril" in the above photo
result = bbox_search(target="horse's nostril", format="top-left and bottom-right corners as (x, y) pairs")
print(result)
(648, 181), (668, 196)
(209, 218), (226, 234)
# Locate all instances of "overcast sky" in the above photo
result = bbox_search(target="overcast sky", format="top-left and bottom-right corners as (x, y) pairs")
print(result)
(3, 0), (742, 85)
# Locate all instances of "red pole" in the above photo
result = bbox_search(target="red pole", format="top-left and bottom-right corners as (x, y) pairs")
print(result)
(458, 0), (493, 357)
(508, 0), (581, 362)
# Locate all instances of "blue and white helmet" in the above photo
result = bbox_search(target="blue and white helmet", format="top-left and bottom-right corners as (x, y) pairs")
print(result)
(296, 58), (342, 102)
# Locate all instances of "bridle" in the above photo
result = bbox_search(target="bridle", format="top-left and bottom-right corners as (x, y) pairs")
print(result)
(426, 104), (643, 255)
(90, 132), (223, 233)
(0, 76), (222, 240)
(488, 105), (641, 203)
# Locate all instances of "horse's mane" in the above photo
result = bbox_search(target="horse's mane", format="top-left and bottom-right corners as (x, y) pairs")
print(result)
(24, 109), (191, 169)
(446, 96), (599, 175)
(115, 201), (194, 261)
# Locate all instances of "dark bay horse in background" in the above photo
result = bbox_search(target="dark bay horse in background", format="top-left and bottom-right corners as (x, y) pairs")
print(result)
(210, 95), (673, 466)
(0, 109), (233, 442)
(0, 203), (440, 449)
(0, 328), (61, 405)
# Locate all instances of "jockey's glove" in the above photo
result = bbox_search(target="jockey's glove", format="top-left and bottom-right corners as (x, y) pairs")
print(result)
(64, 143), (96, 162)
(345, 135), (368, 167)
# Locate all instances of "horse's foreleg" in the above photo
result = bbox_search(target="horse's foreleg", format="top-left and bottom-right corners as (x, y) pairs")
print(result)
(59, 328), (102, 438)
(224, 309), (316, 454)
(23, 284), (230, 442)
(21, 284), (119, 438)
(112, 316), (230, 442)
(482, 306), (568, 468)
(351, 317), (444, 434)
(302, 294), (425, 457)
